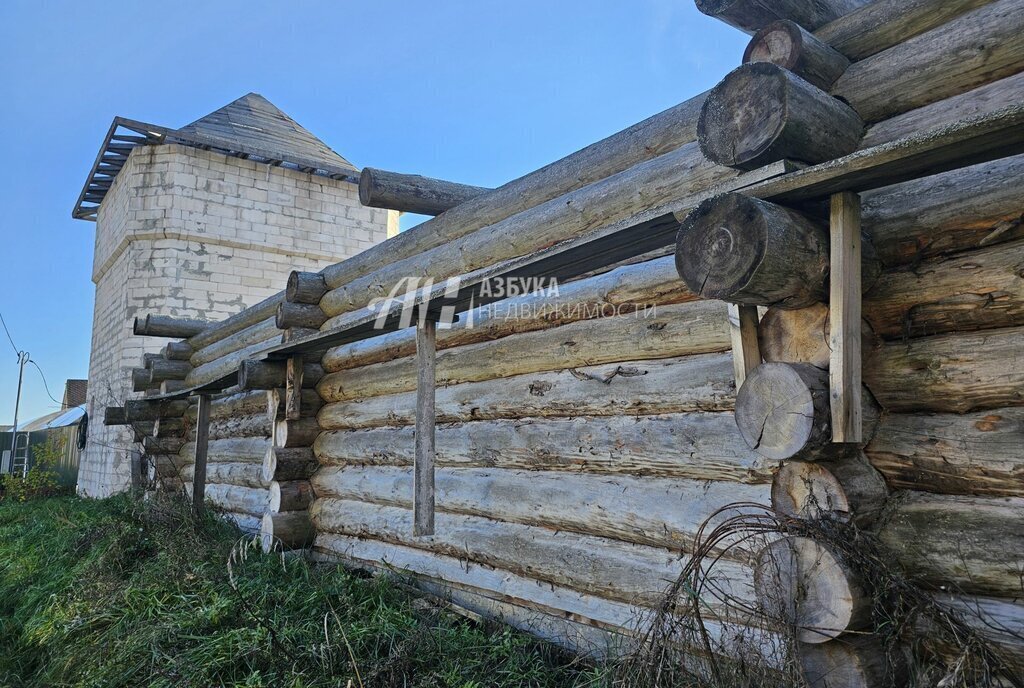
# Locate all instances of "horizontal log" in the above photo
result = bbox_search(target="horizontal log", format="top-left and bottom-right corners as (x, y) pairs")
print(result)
(221, 511), (261, 534)
(771, 453), (889, 528)
(931, 593), (1024, 672)
(143, 436), (185, 455)
(322, 254), (694, 372)
(189, 316), (278, 367)
(815, 0), (995, 61)
(864, 326), (1024, 413)
(281, 327), (318, 343)
(744, 20), (850, 90)
(358, 167), (490, 216)
(865, 407), (1024, 497)
(124, 399), (189, 422)
(318, 352), (736, 430)
(187, 292), (283, 351)
(273, 418), (319, 448)
(310, 498), (757, 611)
(132, 421), (155, 442)
(319, 91), (708, 293)
(311, 465), (770, 553)
(275, 301), (327, 330)
(162, 341), (192, 360)
(876, 492), (1024, 596)
(131, 368), (150, 393)
(286, 271), (327, 305)
(262, 446), (318, 483)
(757, 303), (876, 369)
(159, 380), (188, 395)
(314, 412), (773, 483)
(261, 511), (314, 552)
(133, 314), (209, 338)
(147, 358), (191, 384)
(698, 63), (863, 170)
(266, 388), (323, 423)
(178, 436), (270, 465)
(268, 480), (313, 512)
(319, 142), (737, 320)
(238, 359), (324, 391)
(863, 238), (1024, 339)
(317, 300), (730, 402)
(103, 407), (127, 426)
(694, 0), (868, 34)
(182, 412), (270, 442)
(185, 337), (283, 388)
(797, 634), (906, 688)
(183, 388), (269, 422)
(181, 461), (269, 489)
(832, 0), (1024, 123)
(145, 453), (180, 480)
(204, 483), (267, 518)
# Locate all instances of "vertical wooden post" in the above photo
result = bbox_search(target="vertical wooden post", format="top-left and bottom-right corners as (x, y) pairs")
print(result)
(414, 318), (437, 536)
(829, 191), (862, 442)
(192, 393), (211, 516)
(728, 304), (761, 387)
(285, 355), (304, 421)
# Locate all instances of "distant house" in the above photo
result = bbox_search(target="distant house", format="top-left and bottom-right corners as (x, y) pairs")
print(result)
(0, 379), (87, 488)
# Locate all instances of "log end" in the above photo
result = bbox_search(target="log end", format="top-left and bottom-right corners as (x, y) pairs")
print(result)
(736, 362), (830, 461)
(798, 636), (907, 688)
(743, 20), (803, 72)
(772, 461), (852, 522)
(698, 63), (788, 170)
(262, 446), (276, 484)
(357, 167), (376, 207)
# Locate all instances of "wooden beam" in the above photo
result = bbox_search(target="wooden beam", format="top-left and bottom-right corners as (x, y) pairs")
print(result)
(728, 304), (761, 387)
(285, 355), (304, 421)
(192, 394), (212, 516)
(829, 191), (862, 442)
(414, 318), (437, 536)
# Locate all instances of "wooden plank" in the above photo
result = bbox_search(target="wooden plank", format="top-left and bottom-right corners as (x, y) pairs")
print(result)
(285, 355), (304, 421)
(192, 393), (212, 516)
(414, 319), (437, 536)
(728, 304), (761, 387)
(829, 192), (862, 442)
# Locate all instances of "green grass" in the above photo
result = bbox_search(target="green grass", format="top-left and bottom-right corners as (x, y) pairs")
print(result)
(0, 494), (606, 688)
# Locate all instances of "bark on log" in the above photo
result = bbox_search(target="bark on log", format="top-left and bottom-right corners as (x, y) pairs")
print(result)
(163, 341), (192, 361)
(262, 446), (318, 483)
(832, 0), (1024, 123)
(286, 271), (328, 305)
(188, 292), (283, 351)
(318, 300), (731, 402)
(203, 483), (268, 518)
(863, 326), (1024, 413)
(186, 337), (283, 388)
(771, 453), (889, 527)
(694, 0), (868, 34)
(319, 91), (709, 293)
(318, 352), (736, 430)
(310, 498), (757, 612)
(319, 142), (737, 320)
(866, 407), (1024, 497)
(261, 512), (314, 552)
(863, 238), (1024, 339)
(189, 317), (278, 367)
(736, 363), (834, 461)
(754, 536), (870, 643)
(698, 63), (863, 170)
(181, 461), (269, 489)
(930, 593), (1024, 672)
(238, 360), (324, 391)
(876, 492), (1024, 596)
(266, 388), (323, 423)
(798, 635), (908, 688)
(178, 436), (269, 465)
(816, 0), (995, 61)
(147, 358), (191, 384)
(275, 301), (327, 330)
(758, 303), (878, 368)
(133, 314), (209, 338)
(314, 412), (773, 483)
(676, 194), (829, 309)
(311, 464), (769, 553)
(273, 418), (320, 448)
(268, 480), (313, 513)
(125, 399), (189, 422)
(322, 254), (694, 372)
(103, 407), (127, 426)
(358, 167), (491, 216)
(184, 413), (270, 442)
(744, 20), (849, 90)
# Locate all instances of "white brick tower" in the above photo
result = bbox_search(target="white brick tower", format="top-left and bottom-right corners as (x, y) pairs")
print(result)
(73, 94), (393, 496)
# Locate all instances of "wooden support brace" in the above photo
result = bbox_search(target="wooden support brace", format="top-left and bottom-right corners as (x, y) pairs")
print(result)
(829, 191), (862, 442)
(413, 318), (437, 536)
(192, 393), (211, 516)
(285, 355), (304, 421)
(728, 304), (761, 387)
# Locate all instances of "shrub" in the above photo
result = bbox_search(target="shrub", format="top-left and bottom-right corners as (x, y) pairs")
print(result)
(1, 434), (65, 501)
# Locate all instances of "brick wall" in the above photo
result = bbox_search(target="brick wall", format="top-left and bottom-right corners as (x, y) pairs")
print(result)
(79, 144), (391, 496)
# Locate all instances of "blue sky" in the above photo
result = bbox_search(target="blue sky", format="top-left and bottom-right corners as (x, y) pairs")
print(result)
(0, 0), (745, 423)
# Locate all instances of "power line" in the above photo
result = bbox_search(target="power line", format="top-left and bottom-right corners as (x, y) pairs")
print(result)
(0, 312), (20, 357)
(29, 359), (63, 407)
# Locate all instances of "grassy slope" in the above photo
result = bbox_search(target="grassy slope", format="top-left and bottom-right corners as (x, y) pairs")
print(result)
(0, 495), (603, 688)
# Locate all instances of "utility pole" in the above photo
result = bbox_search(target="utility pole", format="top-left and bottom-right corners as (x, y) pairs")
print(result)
(7, 350), (28, 475)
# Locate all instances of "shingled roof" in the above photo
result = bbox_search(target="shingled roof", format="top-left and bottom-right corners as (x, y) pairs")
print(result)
(72, 93), (359, 221)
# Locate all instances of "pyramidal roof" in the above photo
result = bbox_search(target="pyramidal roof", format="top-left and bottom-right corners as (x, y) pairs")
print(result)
(73, 92), (359, 220)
